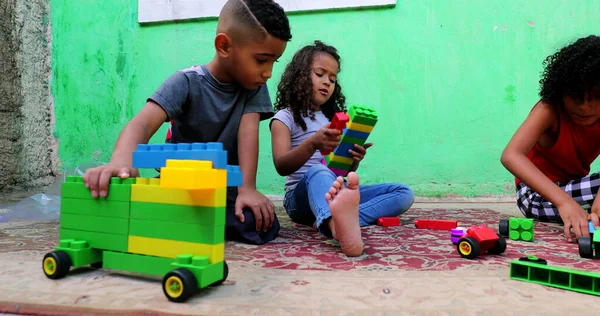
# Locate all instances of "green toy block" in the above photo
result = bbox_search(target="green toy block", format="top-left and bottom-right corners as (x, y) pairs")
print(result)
(326, 160), (353, 170)
(61, 176), (135, 202)
(510, 256), (600, 296)
(340, 135), (367, 146)
(130, 202), (225, 226)
(499, 218), (534, 241)
(55, 239), (103, 267)
(129, 219), (224, 244)
(60, 213), (129, 235)
(60, 228), (129, 252)
(102, 251), (223, 287)
(347, 104), (378, 126)
(61, 198), (130, 218)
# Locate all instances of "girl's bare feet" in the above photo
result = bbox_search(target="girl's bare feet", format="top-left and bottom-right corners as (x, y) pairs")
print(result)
(325, 172), (363, 256)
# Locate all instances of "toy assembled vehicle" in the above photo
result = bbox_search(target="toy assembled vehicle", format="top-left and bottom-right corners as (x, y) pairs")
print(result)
(456, 225), (506, 259)
(578, 221), (599, 259)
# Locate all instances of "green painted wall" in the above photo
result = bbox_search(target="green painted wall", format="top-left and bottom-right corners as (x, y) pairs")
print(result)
(51, 0), (600, 197)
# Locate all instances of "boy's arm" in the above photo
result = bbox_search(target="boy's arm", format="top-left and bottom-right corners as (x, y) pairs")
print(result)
(235, 112), (275, 232)
(500, 101), (589, 240)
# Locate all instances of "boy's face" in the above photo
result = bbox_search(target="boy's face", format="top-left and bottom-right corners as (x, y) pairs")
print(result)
(229, 35), (287, 90)
(564, 94), (600, 126)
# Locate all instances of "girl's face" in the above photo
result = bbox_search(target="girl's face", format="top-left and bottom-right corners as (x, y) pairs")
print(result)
(310, 52), (339, 108)
(563, 94), (600, 126)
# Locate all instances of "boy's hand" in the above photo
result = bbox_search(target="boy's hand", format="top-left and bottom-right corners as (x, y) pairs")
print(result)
(590, 203), (600, 228)
(311, 124), (342, 152)
(349, 143), (374, 162)
(83, 164), (137, 198)
(235, 187), (275, 232)
(558, 201), (590, 242)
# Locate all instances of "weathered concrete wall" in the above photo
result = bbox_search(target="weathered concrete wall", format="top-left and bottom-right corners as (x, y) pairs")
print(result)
(0, 0), (57, 192)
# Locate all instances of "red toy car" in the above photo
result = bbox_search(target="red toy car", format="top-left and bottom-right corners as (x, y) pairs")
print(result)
(456, 225), (506, 259)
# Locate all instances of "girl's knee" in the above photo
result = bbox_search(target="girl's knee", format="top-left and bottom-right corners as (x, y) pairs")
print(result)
(306, 164), (336, 178)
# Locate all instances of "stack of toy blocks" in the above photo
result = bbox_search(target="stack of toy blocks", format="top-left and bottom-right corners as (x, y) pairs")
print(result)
(323, 104), (378, 177)
(56, 142), (242, 286)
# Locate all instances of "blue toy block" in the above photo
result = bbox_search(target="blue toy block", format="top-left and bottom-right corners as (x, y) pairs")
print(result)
(227, 165), (243, 187)
(132, 143), (228, 169)
(343, 128), (370, 140)
(332, 142), (355, 159)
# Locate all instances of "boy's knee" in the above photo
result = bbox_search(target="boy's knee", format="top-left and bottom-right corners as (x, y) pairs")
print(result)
(225, 207), (280, 245)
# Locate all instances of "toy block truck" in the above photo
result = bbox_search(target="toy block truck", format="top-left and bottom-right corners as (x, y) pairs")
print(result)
(455, 225), (506, 259)
(42, 142), (242, 303)
(579, 221), (599, 259)
(499, 218), (534, 242)
(322, 104), (378, 177)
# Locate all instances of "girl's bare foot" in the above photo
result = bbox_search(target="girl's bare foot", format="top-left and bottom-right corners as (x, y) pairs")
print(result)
(325, 172), (363, 256)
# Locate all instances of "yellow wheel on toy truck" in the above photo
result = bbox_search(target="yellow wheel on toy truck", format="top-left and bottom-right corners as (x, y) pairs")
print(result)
(457, 237), (480, 259)
(42, 251), (71, 279)
(162, 268), (197, 303)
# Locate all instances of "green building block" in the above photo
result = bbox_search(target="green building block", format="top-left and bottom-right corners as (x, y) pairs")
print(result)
(499, 218), (534, 241)
(61, 198), (130, 218)
(130, 202), (225, 226)
(347, 104), (378, 126)
(510, 256), (600, 296)
(60, 213), (129, 235)
(340, 135), (367, 146)
(129, 219), (224, 244)
(55, 239), (103, 267)
(61, 176), (135, 202)
(102, 251), (223, 288)
(60, 228), (129, 252)
(324, 159), (353, 170)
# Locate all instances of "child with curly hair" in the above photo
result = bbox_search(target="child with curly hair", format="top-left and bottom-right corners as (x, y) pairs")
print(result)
(270, 41), (414, 256)
(501, 35), (600, 242)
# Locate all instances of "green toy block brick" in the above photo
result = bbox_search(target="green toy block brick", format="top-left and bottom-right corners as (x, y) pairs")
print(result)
(60, 228), (129, 252)
(510, 257), (600, 296)
(129, 219), (224, 244)
(61, 198), (130, 218)
(173, 254), (223, 288)
(61, 176), (134, 202)
(55, 239), (103, 267)
(130, 202), (225, 226)
(347, 104), (378, 126)
(103, 250), (176, 277)
(509, 218), (534, 241)
(326, 160), (353, 170)
(340, 135), (367, 146)
(60, 213), (129, 235)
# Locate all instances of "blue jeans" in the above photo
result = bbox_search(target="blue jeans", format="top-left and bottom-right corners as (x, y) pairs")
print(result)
(283, 164), (414, 238)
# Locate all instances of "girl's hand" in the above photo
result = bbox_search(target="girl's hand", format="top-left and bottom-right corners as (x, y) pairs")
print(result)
(558, 201), (591, 242)
(349, 143), (374, 162)
(311, 124), (342, 152)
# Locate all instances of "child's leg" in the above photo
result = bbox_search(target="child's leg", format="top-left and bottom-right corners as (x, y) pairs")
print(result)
(356, 183), (415, 226)
(224, 189), (280, 245)
(516, 172), (600, 222)
(282, 179), (318, 228)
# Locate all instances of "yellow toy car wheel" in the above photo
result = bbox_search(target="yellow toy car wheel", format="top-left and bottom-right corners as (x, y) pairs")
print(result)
(42, 251), (71, 279)
(457, 237), (480, 259)
(162, 268), (197, 303)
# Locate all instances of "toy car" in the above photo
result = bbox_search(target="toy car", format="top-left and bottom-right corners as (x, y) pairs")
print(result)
(578, 221), (599, 259)
(456, 225), (506, 259)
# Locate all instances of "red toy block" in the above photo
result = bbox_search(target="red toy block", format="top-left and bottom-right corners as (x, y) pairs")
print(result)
(377, 217), (400, 226)
(320, 112), (350, 155)
(414, 219), (458, 230)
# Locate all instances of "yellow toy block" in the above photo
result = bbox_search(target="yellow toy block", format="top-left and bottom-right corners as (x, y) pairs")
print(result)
(160, 159), (226, 190)
(128, 235), (224, 263)
(346, 121), (374, 133)
(132, 178), (226, 206)
(327, 154), (353, 165)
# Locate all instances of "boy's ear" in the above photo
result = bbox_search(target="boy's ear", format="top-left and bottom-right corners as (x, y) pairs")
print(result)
(215, 33), (232, 58)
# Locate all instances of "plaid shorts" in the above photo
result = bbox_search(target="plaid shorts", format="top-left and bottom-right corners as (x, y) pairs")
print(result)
(516, 172), (600, 223)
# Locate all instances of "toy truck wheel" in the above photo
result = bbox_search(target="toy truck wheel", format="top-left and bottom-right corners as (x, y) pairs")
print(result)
(578, 237), (594, 259)
(210, 261), (229, 286)
(498, 219), (509, 236)
(518, 256), (547, 264)
(457, 237), (480, 259)
(42, 251), (72, 279)
(163, 268), (197, 303)
(488, 234), (507, 255)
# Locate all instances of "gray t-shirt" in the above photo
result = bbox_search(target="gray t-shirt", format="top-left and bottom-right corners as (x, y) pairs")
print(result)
(149, 65), (274, 166)
(272, 108), (330, 191)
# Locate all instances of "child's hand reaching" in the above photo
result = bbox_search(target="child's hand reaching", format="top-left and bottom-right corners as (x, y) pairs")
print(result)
(349, 143), (374, 162)
(558, 201), (591, 242)
(311, 124), (342, 153)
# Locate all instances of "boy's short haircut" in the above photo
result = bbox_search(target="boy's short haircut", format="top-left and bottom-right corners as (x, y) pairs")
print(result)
(218, 0), (292, 43)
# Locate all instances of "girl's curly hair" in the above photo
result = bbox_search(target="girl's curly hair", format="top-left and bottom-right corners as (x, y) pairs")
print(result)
(275, 40), (346, 131)
(539, 35), (600, 106)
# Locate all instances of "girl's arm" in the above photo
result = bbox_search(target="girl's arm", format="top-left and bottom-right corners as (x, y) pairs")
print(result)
(270, 120), (319, 176)
(500, 101), (589, 240)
